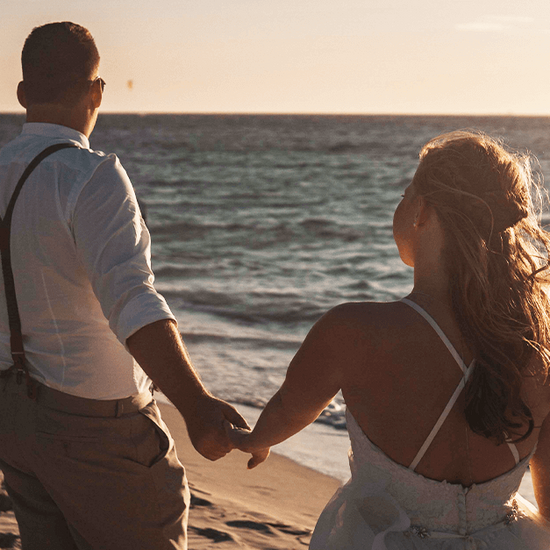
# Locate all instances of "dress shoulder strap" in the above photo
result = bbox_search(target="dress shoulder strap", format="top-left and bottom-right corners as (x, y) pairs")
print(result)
(400, 298), (475, 471)
(506, 441), (520, 465)
(401, 298), (470, 375)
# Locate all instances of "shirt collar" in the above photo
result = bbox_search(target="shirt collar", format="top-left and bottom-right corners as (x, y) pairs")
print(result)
(21, 123), (90, 149)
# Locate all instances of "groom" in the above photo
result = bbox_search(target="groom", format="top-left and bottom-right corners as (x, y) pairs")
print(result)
(0, 21), (248, 549)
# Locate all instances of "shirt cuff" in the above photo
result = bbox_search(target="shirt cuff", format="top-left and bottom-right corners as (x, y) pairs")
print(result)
(114, 290), (177, 346)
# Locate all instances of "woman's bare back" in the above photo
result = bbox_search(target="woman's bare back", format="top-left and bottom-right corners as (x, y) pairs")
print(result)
(337, 299), (550, 486)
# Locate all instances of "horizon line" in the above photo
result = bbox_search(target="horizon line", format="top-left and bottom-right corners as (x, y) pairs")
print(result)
(2, 110), (550, 118)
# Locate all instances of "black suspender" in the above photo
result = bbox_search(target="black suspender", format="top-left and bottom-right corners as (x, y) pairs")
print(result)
(0, 142), (79, 398)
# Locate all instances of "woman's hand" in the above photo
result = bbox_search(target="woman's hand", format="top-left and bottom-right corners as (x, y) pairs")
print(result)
(224, 420), (271, 469)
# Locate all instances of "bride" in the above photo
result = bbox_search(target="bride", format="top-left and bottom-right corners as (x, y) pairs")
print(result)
(226, 131), (550, 549)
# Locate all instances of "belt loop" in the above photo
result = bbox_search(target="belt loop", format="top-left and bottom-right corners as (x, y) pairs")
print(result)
(115, 400), (124, 418)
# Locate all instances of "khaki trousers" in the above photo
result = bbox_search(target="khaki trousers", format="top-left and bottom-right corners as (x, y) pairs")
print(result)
(0, 375), (189, 550)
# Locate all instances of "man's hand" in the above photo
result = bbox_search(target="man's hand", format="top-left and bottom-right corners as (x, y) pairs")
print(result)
(184, 395), (250, 461)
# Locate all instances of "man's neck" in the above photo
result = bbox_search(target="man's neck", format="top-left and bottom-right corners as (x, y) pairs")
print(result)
(26, 104), (96, 138)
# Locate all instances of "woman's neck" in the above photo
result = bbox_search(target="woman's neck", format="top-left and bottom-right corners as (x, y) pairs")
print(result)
(411, 257), (450, 306)
(409, 282), (449, 304)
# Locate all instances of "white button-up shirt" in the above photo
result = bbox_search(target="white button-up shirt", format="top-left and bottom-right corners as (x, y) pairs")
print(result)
(0, 123), (175, 399)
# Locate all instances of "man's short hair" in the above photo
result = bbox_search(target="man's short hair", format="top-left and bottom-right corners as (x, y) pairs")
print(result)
(22, 22), (100, 106)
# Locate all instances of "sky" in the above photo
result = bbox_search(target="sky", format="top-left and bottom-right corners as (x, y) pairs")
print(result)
(2, 0), (550, 115)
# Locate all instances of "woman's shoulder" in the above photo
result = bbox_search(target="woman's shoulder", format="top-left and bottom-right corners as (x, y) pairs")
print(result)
(310, 301), (418, 360)
(320, 300), (414, 333)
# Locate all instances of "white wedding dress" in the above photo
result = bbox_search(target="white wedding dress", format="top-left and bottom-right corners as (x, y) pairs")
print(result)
(310, 299), (550, 550)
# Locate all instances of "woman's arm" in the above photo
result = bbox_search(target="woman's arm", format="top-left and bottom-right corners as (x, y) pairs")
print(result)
(530, 411), (550, 518)
(226, 306), (346, 467)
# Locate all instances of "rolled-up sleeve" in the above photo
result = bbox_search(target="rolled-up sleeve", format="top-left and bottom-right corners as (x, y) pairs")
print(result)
(71, 154), (175, 344)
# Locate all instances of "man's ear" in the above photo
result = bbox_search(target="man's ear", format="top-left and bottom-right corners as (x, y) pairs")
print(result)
(92, 89), (102, 109)
(91, 80), (102, 109)
(17, 82), (27, 109)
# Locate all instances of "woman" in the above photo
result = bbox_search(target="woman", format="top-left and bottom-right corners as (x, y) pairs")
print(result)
(226, 131), (550, 549)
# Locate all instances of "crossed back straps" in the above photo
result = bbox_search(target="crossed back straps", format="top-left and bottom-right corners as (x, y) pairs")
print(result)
(401, 298), (520, 470)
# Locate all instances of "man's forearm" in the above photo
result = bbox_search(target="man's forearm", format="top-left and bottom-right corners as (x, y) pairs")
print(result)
(126, 319), (208, 418)
(127, 318), (251, 461)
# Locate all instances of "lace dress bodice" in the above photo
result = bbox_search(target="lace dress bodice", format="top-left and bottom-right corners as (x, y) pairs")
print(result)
(347, 409), (532, 535)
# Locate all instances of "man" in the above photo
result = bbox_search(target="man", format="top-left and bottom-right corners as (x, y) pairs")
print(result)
(0, 22), (248, 549)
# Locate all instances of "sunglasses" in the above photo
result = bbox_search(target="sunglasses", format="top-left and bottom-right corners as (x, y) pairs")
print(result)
(90, 76), (106, 93)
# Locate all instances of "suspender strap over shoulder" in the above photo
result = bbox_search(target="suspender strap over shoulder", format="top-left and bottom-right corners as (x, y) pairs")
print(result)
(0, 142), (79, 398)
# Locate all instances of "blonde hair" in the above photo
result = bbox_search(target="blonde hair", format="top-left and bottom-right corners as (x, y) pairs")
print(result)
(413, 131), (550, 444)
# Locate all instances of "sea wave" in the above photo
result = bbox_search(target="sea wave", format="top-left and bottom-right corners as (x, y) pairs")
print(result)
(232, 396), (348, 430)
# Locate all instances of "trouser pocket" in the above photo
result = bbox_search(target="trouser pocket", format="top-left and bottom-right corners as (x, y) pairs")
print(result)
(136, 400), (174, 469)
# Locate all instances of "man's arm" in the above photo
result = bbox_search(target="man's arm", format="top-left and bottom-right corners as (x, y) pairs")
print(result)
(127, 319), (250, 461)
(71, 156), (248, 458)
(530, 408), (550, 519)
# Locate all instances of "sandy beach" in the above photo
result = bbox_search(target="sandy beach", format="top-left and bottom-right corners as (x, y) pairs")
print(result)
(0, 403), (341, 549)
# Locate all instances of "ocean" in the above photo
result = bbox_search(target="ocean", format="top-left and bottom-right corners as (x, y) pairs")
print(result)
(1, 113), (549, 501)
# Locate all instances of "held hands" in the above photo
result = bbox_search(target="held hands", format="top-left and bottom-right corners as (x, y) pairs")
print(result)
(185, 394), (251, 461)
(224, 420), (271, 469)
(181, 391), (270, 467)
